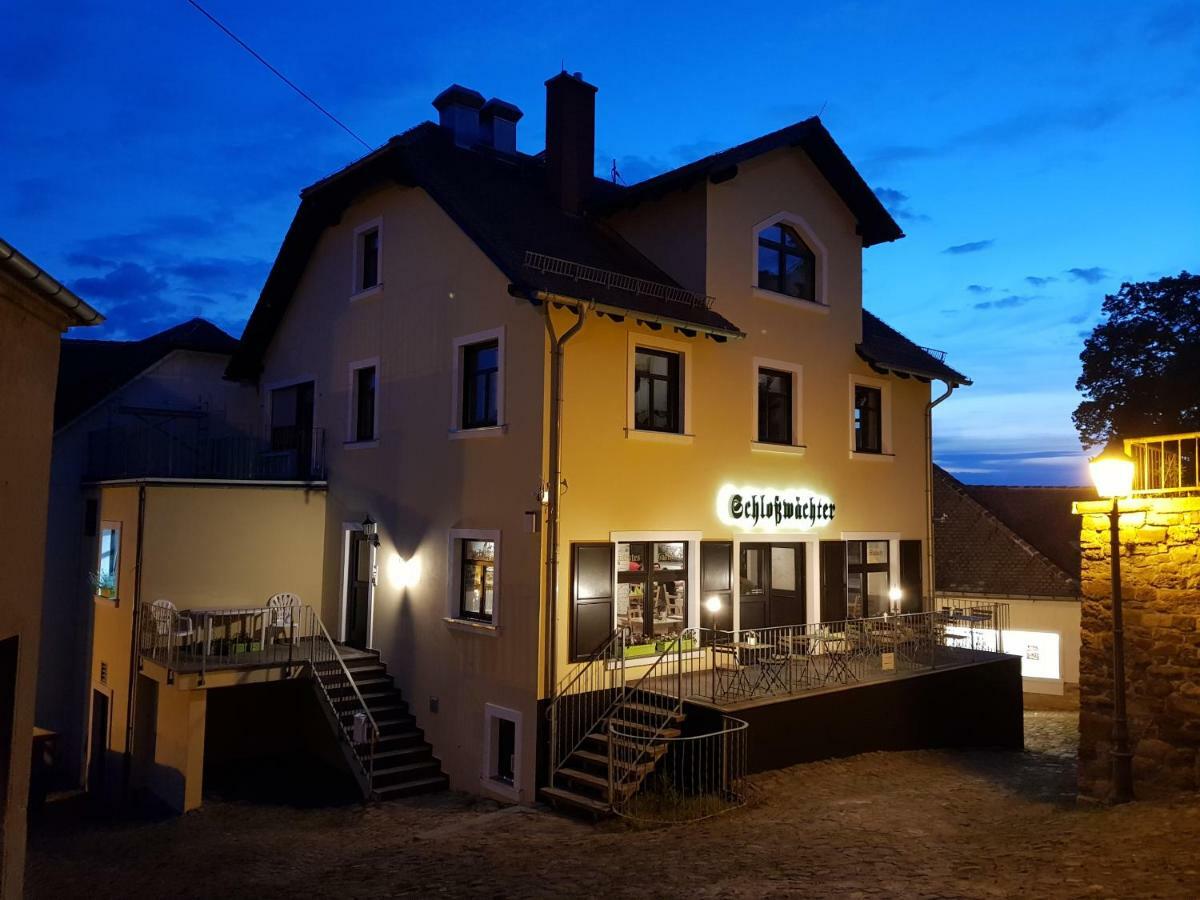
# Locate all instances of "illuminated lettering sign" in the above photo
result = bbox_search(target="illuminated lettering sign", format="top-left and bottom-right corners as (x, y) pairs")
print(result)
(716, 484), (835, 531)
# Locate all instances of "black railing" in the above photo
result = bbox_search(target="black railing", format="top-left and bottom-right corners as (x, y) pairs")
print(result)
(85, 425), (326, 482)
(1128, 433), (1200, 496)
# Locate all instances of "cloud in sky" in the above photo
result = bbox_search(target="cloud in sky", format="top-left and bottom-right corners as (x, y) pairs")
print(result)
(1145, 2), (1200, 44)
(966, 284), (992, 294)
(873, 186), (931, 224)
(1025, 275), (1057, 287)
(943, 239), (995, 255)
(1066, 266), (1108, 284)
(974, 294), (1034, 310)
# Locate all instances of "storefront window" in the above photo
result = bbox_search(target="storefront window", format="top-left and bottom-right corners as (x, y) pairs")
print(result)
(846, 540), (889, 618)
(616, 541), (687, 643)
(459, 539), (495, 621)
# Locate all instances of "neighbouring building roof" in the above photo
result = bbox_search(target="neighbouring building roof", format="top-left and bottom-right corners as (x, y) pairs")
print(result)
(227, 116), (963, 386)
(55, 318), (237, 430)
(0, 237), (104, 327)
(934, 465), (1083, 599)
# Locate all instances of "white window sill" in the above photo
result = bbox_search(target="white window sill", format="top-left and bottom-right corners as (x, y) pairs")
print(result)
(751, 441), (807, 456)
(849, 450), (895, 462)
(480, 776), (521, 803)
(350, 284), (383, 303)
(625, 429), (694, 446)
(751, 287), (829, 313)
(449, 424), (507, 440)
(343, 439), (379, 450)
(443, 617), (500, 636)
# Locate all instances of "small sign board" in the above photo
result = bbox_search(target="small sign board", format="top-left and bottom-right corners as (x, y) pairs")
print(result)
(881, 652), (896, 671)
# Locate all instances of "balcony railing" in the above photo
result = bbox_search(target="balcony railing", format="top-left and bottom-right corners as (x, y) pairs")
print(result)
(1128, 433), (1200, 496)
(85, 425), (326, 482)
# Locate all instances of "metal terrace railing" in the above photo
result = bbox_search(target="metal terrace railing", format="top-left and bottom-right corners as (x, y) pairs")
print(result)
(524, 250), (715, 310)
(1128, 433), (1200, 496)
(918, 345), (949, 363)
(139, 602), (377, 791)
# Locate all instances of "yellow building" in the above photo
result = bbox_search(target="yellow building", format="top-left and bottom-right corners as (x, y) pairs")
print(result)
(0, 238), (102, 898)
(212, 72), (1020, 816)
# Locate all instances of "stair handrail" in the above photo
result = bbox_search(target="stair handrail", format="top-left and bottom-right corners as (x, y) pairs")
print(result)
(306, 607), (379, 789)
(546, 626), (627, 778)
(608, 627), (697, 804)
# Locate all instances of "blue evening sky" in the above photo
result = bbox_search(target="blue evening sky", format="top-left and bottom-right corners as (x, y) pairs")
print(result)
(3, 1), (1197, 485)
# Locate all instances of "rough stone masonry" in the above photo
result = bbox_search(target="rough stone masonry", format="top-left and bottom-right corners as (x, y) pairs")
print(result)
(1075, 495), (1200, 799)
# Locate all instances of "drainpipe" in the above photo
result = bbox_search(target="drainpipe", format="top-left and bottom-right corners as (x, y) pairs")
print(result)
(122, 484), (147, 798)
(543, 303), (586, 699)
(925, 382), (955, 610)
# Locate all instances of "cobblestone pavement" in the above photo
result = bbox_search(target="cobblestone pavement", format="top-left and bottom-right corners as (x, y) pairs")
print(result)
(27, 712), (1200, 899)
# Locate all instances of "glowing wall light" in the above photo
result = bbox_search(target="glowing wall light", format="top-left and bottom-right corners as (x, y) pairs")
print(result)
(387, 553), (422, 590)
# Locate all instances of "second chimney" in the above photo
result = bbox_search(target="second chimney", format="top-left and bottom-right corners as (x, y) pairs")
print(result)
(545, 71), (597, 214)
(480, 98), (523, 154)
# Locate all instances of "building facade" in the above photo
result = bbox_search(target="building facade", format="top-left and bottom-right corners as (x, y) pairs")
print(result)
(225, 73), (973, 801)
(0, 238), (102, 899)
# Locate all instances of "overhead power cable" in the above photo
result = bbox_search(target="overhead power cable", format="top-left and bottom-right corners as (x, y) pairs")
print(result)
(185, 0), (374, 152)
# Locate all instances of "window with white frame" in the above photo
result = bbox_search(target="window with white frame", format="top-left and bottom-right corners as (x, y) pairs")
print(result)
(448, 529), (501, 628)
(352, 219), (382, 297)
(482, 703), (522, 799)
(451, 328), (505, 435)
(627, 334), (692, 439)
(96, 523), (120, 599)
(849, 375), (892, 456)
(753, 358), (804, 449)
(348, 361), (378, 444)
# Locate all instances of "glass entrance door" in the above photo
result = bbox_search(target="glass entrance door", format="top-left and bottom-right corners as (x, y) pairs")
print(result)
(739, 543), (806, 630)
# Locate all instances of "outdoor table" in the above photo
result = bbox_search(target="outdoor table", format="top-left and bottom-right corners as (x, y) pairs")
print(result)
(731, 642), (788, 694)
(811, 631), (856, 684)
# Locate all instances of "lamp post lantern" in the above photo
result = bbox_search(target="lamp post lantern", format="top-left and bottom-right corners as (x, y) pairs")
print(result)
(1089, 437), (1136, 804)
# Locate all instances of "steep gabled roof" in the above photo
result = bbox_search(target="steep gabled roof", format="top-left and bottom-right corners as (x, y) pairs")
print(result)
(591, 118), (903, 248)
(859, 310), (970, 386)
(56, 318), (237, 430)
(933, 465), (1081, 599)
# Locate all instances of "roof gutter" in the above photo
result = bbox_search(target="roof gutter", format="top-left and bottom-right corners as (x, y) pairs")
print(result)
(509, 285), (745, 341)
(0, 237), (104, 326)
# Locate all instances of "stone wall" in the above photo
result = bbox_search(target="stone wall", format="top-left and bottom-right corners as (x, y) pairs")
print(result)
(1076, 496), (1200, 799)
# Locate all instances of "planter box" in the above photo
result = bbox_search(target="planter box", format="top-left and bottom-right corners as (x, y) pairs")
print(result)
(656, 637), (697, 653)
(624, 643), (658, 660)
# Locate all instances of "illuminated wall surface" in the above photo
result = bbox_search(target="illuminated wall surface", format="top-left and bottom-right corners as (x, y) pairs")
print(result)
(1076, 495), (1200, 799)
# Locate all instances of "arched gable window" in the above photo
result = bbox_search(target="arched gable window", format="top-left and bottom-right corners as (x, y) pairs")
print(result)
(757, 223), (817, 302)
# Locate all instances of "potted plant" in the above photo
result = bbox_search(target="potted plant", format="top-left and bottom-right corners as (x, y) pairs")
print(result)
(624, 632), (658, 659)
(656, 630), (696, 653)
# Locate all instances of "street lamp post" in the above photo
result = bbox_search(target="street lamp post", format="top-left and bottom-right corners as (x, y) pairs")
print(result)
(1089, 438), (1136, 804)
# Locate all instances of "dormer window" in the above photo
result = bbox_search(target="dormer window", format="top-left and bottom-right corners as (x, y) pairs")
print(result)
(757, 223), (817, 302)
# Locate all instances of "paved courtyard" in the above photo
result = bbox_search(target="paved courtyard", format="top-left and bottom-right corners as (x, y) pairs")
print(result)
(27, 712), (1200, 898)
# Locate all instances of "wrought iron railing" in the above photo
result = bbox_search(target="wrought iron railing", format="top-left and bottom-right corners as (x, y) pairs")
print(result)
(139, 602), (377, 791)
(546, 627), (626, 779)
(610, 715), (748, 823)
(1127, 433), (1200, 496)
(524, 250), (716, 310)
(86, 425), (326, 482)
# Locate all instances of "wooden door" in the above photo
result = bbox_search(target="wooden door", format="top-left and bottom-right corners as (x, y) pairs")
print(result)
(345, 531), (371, 649)
(738, 544), (768, 630)
(88, 689), (109, 792)
(766, 543), (806, 627)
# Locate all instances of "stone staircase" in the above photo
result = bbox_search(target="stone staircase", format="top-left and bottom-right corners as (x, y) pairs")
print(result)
(540, 693), (684, 817)
(315, 649), (448, 800)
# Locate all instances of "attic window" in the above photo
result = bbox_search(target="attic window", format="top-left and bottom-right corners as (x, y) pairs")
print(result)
(352, 219), (382, 298)
(757, 223), (817, 303)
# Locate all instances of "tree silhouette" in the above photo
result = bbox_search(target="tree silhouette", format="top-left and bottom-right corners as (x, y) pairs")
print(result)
(1074, 271), (1200, 447)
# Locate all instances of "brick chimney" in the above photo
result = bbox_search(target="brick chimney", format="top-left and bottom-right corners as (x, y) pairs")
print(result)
(544, 71), (597, 214)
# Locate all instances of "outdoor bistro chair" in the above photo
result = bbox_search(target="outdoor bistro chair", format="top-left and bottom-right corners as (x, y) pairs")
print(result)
(149, 599), (195, 658)
(712, 644), (750, 700)
(266, 592), (302, 644)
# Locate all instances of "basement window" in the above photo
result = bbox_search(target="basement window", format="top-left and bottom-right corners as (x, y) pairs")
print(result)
(482, 703), (522, 800)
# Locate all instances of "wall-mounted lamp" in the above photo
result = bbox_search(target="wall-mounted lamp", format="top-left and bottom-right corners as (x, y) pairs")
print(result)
(361, 515), (380, 547)
(387, 552), (421, 590)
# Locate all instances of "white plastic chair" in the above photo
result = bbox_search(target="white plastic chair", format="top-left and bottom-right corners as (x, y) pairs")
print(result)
(150, 599), (194, 654)
(266, 592), (301, 644)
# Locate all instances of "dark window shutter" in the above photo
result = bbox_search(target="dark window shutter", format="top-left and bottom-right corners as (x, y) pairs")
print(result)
(819, 540), (846, 622)
(570, 543), (614, 661)
(899, 539), (923, 613)
(700, 541), (733, 632)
